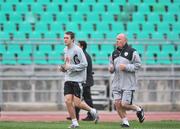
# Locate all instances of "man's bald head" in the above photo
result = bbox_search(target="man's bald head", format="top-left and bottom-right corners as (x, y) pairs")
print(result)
(116, 33), (127, 48)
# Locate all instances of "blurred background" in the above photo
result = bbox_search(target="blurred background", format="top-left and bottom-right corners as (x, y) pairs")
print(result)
(0, 0), (180, 112)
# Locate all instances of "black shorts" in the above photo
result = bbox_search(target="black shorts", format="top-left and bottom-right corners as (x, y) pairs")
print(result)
(64, 81), (81, 98)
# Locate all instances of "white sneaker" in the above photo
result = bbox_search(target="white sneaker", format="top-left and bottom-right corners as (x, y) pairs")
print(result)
(90, 108), (99, 124)
(68, 124), (79, 128)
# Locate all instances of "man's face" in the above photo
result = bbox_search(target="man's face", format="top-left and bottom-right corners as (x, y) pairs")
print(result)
(64, 34), (73, 46)
(116, 36), (126, 49)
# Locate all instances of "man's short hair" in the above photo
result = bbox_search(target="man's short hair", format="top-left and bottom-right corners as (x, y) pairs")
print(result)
(65, 31), (75, 40)
(78, 40), (87, 51)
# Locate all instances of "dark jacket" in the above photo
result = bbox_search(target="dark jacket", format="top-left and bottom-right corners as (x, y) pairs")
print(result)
(83, 50), (94, 87)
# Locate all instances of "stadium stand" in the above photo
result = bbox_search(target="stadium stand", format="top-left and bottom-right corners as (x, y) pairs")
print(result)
(0, 0), (179, 65)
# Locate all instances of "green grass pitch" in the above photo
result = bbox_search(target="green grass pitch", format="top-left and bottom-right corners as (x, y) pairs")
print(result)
(0, 121), (180, 129)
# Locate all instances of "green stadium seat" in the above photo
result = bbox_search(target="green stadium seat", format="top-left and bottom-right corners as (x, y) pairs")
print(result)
(172, 51), (180, 64)
(19, 23), (32, 33)
(90, 32), (104, 39)
(89, 44), (99, 54)
(45, 32), (58, 39)
(101, 43), (114, 56)
(10, 13), (23, 22)
(47, 4), (60, 12)
(144, 52), (156, 65)
(76, 31), (88, 39)
(13, 32), (26, 40)
(156, 52), (171, 64)
(167, 32), (179, 40)
(173, 0), (180, 3)
(113, 0), (126, 4)
(161, 44), (175, 55)
(16, 3), (29, 13)
(48, 51), (64, 65)
(17, 52), (32, 65)
(4, 23), (16, 33)
(65, 23), (79, 32)
(0, 44), (6, 54)
(83, 0), (97, 3)
(111, 23), (124, 33)
(142, 23), (155, 32)
(1, 3), (13, 13)
(54, 44), (65, 54)
(94, 51), (109, 65)
(92, 3), (105, 12)
(52, 0), (66, 4)
(146, 44), (160, 54)
(62, 4), (75, 13)
(34, 51), (47, 64)
(22, 44), (33, 54)
(153, 4), (165, 12)
(138, 4), (150, 13)
(35, 23), (48, 32)
(172, 23), (180, 33)
(151, 32), (164, 39)
(81, 22), (94, 32)
(31, 4), (44, 13)
(5, 0), (20, 4)
(157, 23), (170, 33)
(132, 13), (145, 22)
(158, 0), (171, 4)
(168, 4), (180, 13)
(137, 32), (150, 40)
(0, 32), (10, 39)
(87, 13), (100, 22)
(2, 52), (16, 65)
(142, 0), (156, 4)
(127, 22), (140, 32)
(77, 3), (92, 12)
(0, 13), (7, 22)
(56, 13), (69, 22)
(41, 13), (54, 23)
(148, 13), (160, 23)
(71, 13), (85, 22)
(96, 22), (110, 32)
(7, 44), (21, 54)
(38, 44), (52, 54)
(131, 44), (144, 56)
(50, 22), (62, 33)
(107, 4), (120, 14)
(162, 13), (176, 23)
(100, 13), (114, 22)
(67, 0), (81, 4)
(29, 32), (42, 39)
(105, 32), (117, 39)
(128, 0), (141, 3)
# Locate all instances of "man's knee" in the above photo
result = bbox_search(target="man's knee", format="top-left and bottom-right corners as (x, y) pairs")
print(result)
(114, 100), (121, 108)
(65, 96), (72, 104)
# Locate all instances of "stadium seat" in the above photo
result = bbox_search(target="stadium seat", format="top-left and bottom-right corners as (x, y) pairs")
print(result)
(111, 23), (124, 33)
(62, 4), (75, 13)
(54, 44), (65, 54)
(48, 51), (64, 65)
(144, 52), (156, 65)
(167, 32), (180, 40)
(16, 3), (29, 13)
(22, 44), (33, 54)
(89, 44), (99, 55)
(146, 44), (160, 55)
(94, 51), (109, 65)
(142, 23), (155, 32)
(86, 13), (100, 22)
(148, 13), (160, 23)
(96, 22), (110, 33)
(17, 52), (32, 65)
(0, 43), (6, 54)
(2, 51), (16, 65)
(65, 23), (79, 32)
(126, 22), (140, 33)
(33, 51), (47, 64)
(138, 4), (150, 13)
(7, 44), (22, 54)
(101, 43), (114, 56)
(132, 13), (145, 22)
(151, 32), (164, 40)
(156, 52), (171, 65)
(92, 3), (106, 12)
(161, 44), (175, 55)
(131, 44), (145, 55)
(172, 51), (180, 64)
(157, 23), (170, 33)
(77, 3), (92, 12)
(38, 44), (52, 54)
(90, 32), (104, 39)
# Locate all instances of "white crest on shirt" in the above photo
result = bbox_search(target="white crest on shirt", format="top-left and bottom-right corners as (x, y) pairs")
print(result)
(124, 52), (128, 56)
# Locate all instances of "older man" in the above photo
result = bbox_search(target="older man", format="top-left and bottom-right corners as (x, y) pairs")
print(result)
(108, 33), (145, 128)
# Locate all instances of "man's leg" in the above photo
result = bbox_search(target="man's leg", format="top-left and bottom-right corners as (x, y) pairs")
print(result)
(121, 90), (145, 123)
(74, 96), (99, 124)
(64, 94), (79, 128)
(82, 86), (94, 120)
(113, 90), (130, 127)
